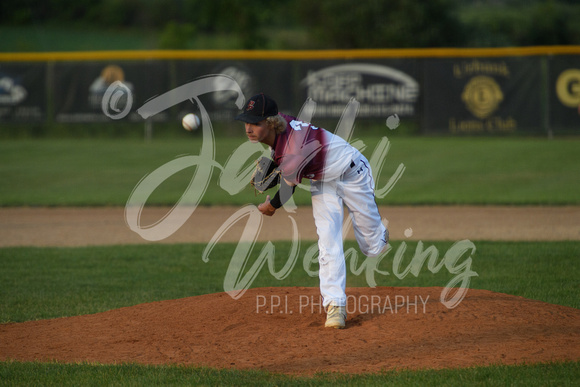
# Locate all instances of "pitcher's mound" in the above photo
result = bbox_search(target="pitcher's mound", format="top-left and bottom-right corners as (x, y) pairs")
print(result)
(1, 287), (579, 375)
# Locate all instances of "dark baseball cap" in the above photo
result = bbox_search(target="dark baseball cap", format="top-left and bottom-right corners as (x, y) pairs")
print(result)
(235, 93), (278, 124)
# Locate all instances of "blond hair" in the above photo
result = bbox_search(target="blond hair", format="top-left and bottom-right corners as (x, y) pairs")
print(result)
(266, 114), (287, 134)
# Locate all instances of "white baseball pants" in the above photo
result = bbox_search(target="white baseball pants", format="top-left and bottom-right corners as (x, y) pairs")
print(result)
(311, 154), (388, 308)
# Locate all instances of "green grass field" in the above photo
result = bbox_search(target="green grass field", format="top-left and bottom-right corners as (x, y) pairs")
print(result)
(1, 136), (579, 207)
(0, 25), (159, 52)
(1, 360), (578, 386)
(0, 24), (309, 52)
(1, 136), (579, 385)
(1, 241), (578, 323)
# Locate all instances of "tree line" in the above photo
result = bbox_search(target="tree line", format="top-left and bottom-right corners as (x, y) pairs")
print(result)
(2, 0), (579, 49)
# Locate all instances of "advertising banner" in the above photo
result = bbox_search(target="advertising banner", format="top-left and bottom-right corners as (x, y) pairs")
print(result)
(0, 63), (46, 122)
(423, 58), (544, 134)
(550, 55), (580, 132)
(172, 60), (295, 123)
(53, 61), (169, 123)
(3, 49), (577, 134)
(295, 59), (421, 121)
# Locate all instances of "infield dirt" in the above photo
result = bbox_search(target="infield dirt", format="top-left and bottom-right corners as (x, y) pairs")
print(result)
(0, 206), (579, 374)
(1, 205), (578, 247)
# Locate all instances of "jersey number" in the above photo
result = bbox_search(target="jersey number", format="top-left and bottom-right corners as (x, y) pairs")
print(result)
(289, 120), (318, 131)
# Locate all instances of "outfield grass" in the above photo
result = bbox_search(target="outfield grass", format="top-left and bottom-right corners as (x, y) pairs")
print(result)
(1, 136), (579, 207)
(0, 24), (310, 52)
(0, 25), (160, 52)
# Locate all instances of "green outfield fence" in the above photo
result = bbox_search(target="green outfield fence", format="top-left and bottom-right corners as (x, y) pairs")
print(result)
(0, 46), (579, 135)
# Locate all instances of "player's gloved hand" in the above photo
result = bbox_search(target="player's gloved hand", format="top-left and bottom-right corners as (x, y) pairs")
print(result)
(258, 195), (276, 216)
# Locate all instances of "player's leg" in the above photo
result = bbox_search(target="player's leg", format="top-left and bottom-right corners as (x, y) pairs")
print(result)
(311, 179), (347, 310)
(341, 155), (388, 258)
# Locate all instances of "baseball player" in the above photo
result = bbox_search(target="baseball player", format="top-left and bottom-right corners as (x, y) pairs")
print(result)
(236, 93), (389, 329)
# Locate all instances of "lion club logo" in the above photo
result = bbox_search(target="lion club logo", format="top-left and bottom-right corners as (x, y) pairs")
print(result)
(461, 76), (503, 119)
(246, 100), (255, 111)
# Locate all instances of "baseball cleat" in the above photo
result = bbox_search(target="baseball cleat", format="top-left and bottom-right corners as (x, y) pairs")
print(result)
(325, 305), (346, 329)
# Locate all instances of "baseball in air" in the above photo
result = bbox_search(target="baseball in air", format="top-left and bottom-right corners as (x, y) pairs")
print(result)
(182, 113), (200, 131)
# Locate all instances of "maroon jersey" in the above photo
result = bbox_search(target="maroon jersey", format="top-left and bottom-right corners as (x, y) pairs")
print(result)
(272, 114), (329, 185)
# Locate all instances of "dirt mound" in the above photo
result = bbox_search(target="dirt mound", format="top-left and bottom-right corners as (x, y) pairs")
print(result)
(1, 287), (579, 375)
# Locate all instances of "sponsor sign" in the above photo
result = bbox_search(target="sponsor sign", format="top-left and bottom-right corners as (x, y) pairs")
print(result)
(299, 61), (420, 119)
(0, 63), (46, 122)
(550, 55), (580, 131)
(423, 58), (543, 134)
(53, 61), (168, 123)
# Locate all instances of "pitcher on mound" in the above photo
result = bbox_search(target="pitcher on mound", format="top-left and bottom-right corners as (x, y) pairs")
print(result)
(236, 93), (389, 329)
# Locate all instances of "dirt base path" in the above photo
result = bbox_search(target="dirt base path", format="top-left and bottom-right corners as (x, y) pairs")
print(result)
(1, 205), (579, 247)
